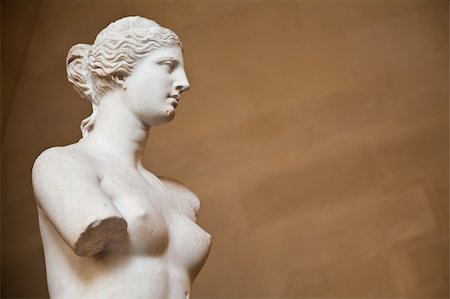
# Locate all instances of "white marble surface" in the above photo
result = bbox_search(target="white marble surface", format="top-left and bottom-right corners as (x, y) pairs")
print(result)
(32, 16), (211, 299)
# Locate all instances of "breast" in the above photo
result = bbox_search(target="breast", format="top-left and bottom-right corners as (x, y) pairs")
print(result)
(113, 201), (170, 255)
(167, 214), (212, 279)
(99, 172), (211, 272)
(100, 173), (170, 255)
(158, 177), (212, 277)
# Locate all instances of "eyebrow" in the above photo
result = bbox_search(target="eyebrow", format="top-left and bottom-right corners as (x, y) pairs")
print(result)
(156, 57), (177, 63)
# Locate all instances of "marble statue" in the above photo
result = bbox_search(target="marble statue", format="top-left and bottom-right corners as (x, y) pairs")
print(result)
(32, 16), (211, 299)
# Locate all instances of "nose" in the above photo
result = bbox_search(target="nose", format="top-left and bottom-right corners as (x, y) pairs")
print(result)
(174, 69), (190, 93)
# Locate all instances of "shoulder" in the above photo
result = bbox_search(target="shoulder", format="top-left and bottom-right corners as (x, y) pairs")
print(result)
(159, 176), (200, 216)
(32, 145), (95, 183)
(32, 144), (111, 209)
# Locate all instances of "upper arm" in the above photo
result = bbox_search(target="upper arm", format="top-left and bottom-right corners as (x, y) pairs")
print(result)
(32, 147), (126, 256)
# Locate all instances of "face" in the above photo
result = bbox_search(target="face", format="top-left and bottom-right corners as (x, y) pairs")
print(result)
(121, 46), (190, 126)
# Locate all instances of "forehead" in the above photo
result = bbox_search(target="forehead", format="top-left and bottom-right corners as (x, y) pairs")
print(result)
(144, 46), (184, 62)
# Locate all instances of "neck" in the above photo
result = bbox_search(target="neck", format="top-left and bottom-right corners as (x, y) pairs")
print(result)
(79, 91), (149, 168)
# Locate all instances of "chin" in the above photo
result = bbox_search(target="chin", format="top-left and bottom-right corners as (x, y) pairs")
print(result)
(164, 106), (176, 122)
(148, 108), (175, 126)
(165, 111), (176, 122)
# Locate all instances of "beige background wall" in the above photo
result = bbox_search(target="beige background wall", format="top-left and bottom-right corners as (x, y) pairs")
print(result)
(2, 1), (448, 298)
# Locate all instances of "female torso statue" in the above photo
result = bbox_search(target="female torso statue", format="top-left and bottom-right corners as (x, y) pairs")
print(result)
(32, 16), (211, 299)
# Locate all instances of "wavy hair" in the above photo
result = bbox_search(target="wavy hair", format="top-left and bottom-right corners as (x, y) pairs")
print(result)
(66, 16), (182, 137)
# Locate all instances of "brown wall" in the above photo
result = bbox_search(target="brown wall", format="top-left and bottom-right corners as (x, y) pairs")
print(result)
(2, 1), (448, 298)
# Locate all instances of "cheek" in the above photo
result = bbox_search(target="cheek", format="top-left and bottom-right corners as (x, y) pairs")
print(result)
(138, 74), (169, 96)
(127, 78), (154, 100)
(124, 68), (172, 107)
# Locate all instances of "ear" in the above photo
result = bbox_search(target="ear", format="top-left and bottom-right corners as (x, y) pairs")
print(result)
(112, 74), (127, 90)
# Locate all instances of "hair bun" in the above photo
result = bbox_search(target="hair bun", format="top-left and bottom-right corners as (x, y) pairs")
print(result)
(66, 44), (95, 103)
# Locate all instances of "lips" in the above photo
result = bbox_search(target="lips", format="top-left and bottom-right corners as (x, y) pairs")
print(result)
(168, 98), (178, 108)
(168, 94), (180, 108)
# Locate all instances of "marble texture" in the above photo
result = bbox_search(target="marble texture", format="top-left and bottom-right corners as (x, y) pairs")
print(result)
(31, 16), (211, 299)
(2, 2), (448, 298)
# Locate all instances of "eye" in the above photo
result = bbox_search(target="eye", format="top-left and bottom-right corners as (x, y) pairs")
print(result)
(160, 60), (175, 72)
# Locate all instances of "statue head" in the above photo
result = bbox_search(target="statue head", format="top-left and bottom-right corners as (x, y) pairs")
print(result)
(66, 16), (189, 137)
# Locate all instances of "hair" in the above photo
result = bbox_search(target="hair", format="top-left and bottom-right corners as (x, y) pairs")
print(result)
(66, 16), (182, 137)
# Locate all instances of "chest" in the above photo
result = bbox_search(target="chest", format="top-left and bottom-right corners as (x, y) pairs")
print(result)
(97, 167), (204, 259)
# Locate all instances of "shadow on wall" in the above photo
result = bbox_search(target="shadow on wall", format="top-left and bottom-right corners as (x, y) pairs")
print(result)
(1, 1), (449, 298)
